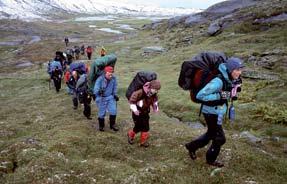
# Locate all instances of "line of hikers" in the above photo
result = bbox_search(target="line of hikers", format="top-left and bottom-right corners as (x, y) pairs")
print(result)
(47, 51), (244, 168)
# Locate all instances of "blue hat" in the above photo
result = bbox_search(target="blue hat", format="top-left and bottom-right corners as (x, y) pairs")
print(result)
(226, 57), (244, 73)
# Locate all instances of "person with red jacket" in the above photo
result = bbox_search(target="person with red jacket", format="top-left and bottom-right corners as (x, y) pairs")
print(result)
(127, 80), (161, 147)
(86, 46), (93, 60)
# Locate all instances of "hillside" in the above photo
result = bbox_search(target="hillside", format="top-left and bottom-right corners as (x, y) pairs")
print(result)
(0, 0), (287, 183)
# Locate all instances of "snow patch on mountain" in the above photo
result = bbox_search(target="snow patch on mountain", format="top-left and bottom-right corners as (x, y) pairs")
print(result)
(0, 0), (201, 21)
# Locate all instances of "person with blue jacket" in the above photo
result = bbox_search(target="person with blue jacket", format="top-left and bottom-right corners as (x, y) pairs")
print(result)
(93, 66), (119, 132)
(185, 57), (244, 167)
(47, 60), (63, 92)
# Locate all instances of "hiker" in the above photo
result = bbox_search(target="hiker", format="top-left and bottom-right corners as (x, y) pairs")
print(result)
(74, 46), (81, 60)
(127, 78), (161, 147)
(93, 66), (119, 132)
(80, 45), (85, 55)
(86, 46), (93, 60)
(47, 59), (63, 92)
(185, 57), (244, 167)
(100, 47), (106, 57)
(64, 37), (69, 47)
(66, 63), (92, 119)
(88, 53), (117, 95)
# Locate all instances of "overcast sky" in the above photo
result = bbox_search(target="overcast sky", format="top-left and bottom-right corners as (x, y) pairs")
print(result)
(121, 0), (227, 9)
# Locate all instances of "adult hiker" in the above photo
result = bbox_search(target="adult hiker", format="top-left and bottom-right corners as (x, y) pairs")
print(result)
(86, 46), (93, 60)
(66, 63), (92, 119)
(184, 57), (244, 167)
(126, 72), (161, 147)
(64, 37), (69, 47)
(88, 53), (117, 96)
(74, 46), (81, 60)
(93, 66), (119, 132)
(80, 45), (85, 55)
(47, 59), (63, 92)
(100, 46), (106, 57)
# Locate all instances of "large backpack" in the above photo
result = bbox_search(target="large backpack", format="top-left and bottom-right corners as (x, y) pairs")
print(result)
(126, 71), (157, 100)
(178, 51), (228, 104)
(69, 62), (87, 75)
(76, 74), (88, 104)
(88, 53), (117, 90)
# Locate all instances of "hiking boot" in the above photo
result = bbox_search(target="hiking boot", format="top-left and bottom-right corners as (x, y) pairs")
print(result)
(127, 130), (136, 145)
(110, 125), (119, 131)
(140, 142), (149, 147)
(99, 127), (105, 132)
(127, 133), (135, 144)
(98, 118), (105, 132)
(109, 115), (118, 131)
(140, 132), (149, 148)
(86, 116), (92, 120)
(185, 143), (197, 160)
(73, 106), (77, 110)
(207, 161), (224, 168)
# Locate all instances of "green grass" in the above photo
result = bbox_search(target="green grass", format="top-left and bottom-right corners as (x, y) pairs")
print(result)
(1, 4), (287, 183)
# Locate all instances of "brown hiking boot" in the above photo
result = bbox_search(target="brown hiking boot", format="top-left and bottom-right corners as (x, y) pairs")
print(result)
(207, 161), (224, 167)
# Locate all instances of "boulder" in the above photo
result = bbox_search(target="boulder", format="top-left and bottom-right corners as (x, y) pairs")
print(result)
(142, 46), (167, 56)
(240, 131), (262, 144)
(207, 21), (223, 36)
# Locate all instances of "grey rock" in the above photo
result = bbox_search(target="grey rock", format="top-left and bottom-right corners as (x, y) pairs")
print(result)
(240, 131), (262, 144)
(184, 14), (208, 27)
(254, 13), (287, 24)
(16, 61), (34, 68)
(242, 69), (279, 81)
(168, 15), (188, 29)
(142, 46), (167, 56)
(187, 122), (205, 129)
(207, 21), (223, 36)
(205, 0), (258, 18)
(28, 36), (41, 44)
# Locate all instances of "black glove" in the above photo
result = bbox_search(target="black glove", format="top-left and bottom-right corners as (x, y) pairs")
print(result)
(99, 89), (104, 96)
(220, 91), (230, 100)
(114, 95), (119, 101)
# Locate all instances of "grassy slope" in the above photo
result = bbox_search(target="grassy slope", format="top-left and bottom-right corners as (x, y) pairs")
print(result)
(1, 7), (287, 184)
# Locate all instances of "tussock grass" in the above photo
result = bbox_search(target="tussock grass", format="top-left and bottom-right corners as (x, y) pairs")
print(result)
(1, 7), (287, 183)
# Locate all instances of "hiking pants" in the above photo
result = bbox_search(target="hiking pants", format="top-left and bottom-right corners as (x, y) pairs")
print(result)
(132, 112), (150, 133)
(186, 113), (226, 163)
(87, 53), (92, 60)
(95, 96), (117, 119)
(72, 91), (78, 108)
(83, 93), (91, 118)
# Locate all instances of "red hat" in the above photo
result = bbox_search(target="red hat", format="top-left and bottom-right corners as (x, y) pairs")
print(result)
(104, 66), (113, 73)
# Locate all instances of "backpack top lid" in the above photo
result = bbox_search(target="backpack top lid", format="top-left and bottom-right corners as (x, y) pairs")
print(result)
(69, 62), (87, 74)
(178, 51), (227, 91)
(125, 71), (157, 99)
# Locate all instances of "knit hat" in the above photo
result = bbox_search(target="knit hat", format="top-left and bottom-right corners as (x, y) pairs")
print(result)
(149, 80), (161, 90)
(104, 66), (113, 73)
(226, 57), (244, 73)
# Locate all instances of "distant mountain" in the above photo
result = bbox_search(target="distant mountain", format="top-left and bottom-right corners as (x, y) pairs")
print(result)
(0, 0), (200, 21)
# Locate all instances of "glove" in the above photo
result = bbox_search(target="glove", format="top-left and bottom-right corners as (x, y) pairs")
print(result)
(220, 91), (230, 100)
(153, 101), (159, 113)
(130, 104), (140, 116)
(114, 95), (119, 101)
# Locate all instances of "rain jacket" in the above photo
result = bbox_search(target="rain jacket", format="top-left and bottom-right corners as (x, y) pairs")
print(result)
(196, 63), (232, 115)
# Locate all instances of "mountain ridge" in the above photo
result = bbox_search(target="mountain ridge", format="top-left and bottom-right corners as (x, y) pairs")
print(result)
(0, 0), (200, 21)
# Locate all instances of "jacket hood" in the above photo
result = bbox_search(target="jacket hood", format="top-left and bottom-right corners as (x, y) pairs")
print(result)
(218, 63), (232, 83)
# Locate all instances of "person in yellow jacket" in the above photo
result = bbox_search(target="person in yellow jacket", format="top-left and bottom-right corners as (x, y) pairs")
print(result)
(100, 47), (106, 57)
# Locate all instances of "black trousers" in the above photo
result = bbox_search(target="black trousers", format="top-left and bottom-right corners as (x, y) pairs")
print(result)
(132, 113), (150, 133)
(186, 113), (226, 163)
